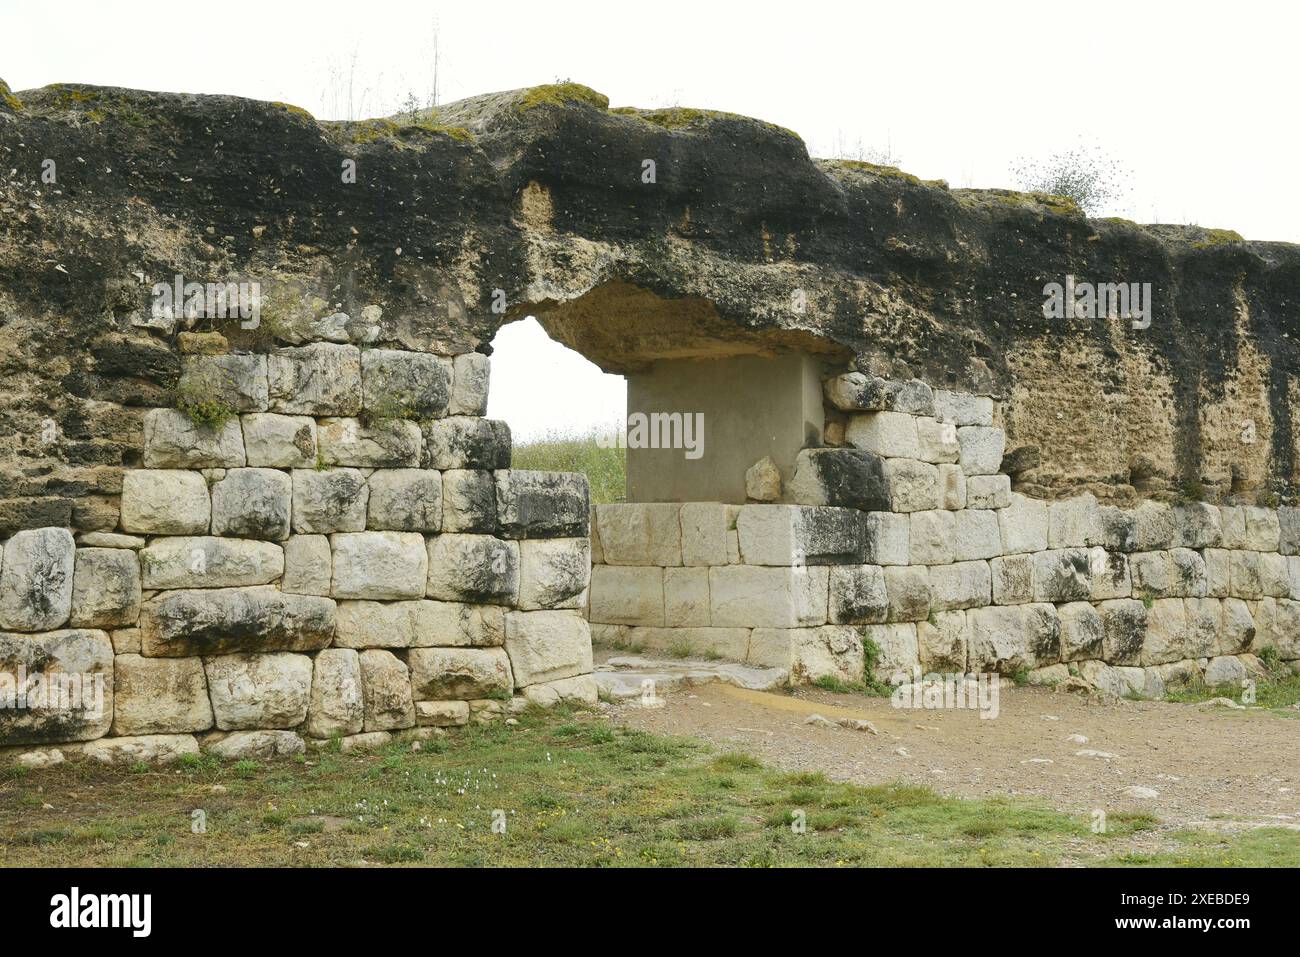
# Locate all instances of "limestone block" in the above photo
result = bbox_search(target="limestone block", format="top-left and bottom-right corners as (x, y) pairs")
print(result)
(139, 587), (335, 656)
(1205, 548), (1235, 598)
(504, 610), (593, 687)
(862, 622), (920, 682)
(1219, 506), (1247, 549)
(67, 546), (139, 629)
(1259, 552), (1290, 598)
(1088, 548), (1131, 600)
(0, 629), (113, 744)
(952, 509), (1002, 562)
(864, 512), (910, 565)
(1183, 598), (1223, 659)
(0, 528), (75, 632)
(142, 409), (247, 468)
(745, 456), (782, 501)
(632, 627), (750, 661)
(1048, 494), (1100, 548)
(204, 652), (312, 730)
(1097, 505), (1138, 552)
(956, 425), (1004, 475)
(664, 566), (710, 626)
(737, 505), (868, 566)
(210, 467), (292, 540)
(1078, 660), (1128, 699)
(1218, 597), (1256, 655)
(1228, 550), (1265, 600)
(331, 531), (428, 599)
(1256, 599), (1300, 659)
(416, 700), (470, 727)
(884, 565), (930, 622)
(939, 464), (967, 509)
(595, 503), (682, 565)
(305, 648), (364, 738)
(334, 600), (418, 648)
(1098, 598), (1147, 665)
(120, 470), (210, 535)
(407, 647), (513, 700)
(421, 416), (511, 470)
(998, 494), (1048, 554)
(77, 533), (146, 550)
(1058, 602), (1103, 661)
(495, 470), (590, 539)
(680, 503), (729, 566)
(588, 565), (665, 626)
(208, 730), (305, 759)
(929, 561), (991, 612)
(967, 606), (1030, 674)
(111, 654), (212, 735)
(790, 448), (891, 512)
(1131, 501), (1177, 551)
(893, 380), (935, 416)
(139, 536), (283, 589)
(1204, 655), (1247, 688)
(1021, 602), (1062, 666)
(1141, 599), (1193, 666)
(990, 554), (1034, 605)
(178, 354), (268, 412)
(361, 348), (451, 418)
(1031, 548), (1091, 603)
(410, 601), (505, 648)
(1242, 506), (1280, 551)
(845, 410), (920, 458)
(366, 468), (442, 532)
(1290, 556), (1300, 600)
(359, 649), (415, 732)
(522, 674), (599, 707)
(918, 610), (969, 672)
(1279, 507), (1300, 555)
(441, 469), (498, 533)
(426, 534), (519, 605)
(709, 565), (828, 628)
(450, 353), (491, 416)
(823, 372), (899, 411)
(789, 625), (865, 684)
(882, 459), (941, 513)
(1173, 502), (1223, 549)
(240, 413), (318, 468)
(828, 564), (889, 624)
(933, 390), (993, 427)
(82, 734), (198, 766)
(282, 535), (332, 596)
(318, 417), (422, 468)
(915, 417), (960, 464)
(291, 468), (368, 533)
(519, 538), (591, 610)
(267, 343), (362, 416)
(111, 628), (142, 654)
(965, 473), (1010, 510)
(909, 510), (955, 565)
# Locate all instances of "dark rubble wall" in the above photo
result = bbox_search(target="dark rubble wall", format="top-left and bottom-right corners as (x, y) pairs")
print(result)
(1, 79), (1298, 533)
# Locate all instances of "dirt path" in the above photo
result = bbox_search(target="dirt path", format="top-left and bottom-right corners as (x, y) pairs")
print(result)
(611, 680), (1300, 829)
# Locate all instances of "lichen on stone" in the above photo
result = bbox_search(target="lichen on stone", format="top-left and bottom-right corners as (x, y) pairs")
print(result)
(612, 105), (802, 143)
(517, 82), (609, 112)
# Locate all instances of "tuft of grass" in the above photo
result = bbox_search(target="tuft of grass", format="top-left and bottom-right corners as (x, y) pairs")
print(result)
(511, 427), (625, 505)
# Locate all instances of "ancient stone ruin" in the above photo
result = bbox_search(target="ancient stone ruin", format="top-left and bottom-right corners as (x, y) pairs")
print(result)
(1, 79), (1298, 764)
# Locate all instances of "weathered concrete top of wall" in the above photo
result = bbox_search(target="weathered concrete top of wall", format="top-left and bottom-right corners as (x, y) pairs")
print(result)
(2, 79), (1299, 520)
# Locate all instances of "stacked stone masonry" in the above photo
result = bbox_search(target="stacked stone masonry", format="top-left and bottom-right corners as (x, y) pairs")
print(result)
(589, 371), (1300, 696)
(0, 342), (596, 764)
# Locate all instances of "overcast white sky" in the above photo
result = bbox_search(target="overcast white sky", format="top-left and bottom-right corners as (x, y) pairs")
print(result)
(5, 1), (1296, 438)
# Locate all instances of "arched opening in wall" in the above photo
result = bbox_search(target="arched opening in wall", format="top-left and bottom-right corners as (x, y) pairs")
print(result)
(487, 316), (628, 505)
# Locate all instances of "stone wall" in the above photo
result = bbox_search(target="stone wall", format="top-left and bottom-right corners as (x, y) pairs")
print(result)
(0, 336), (595, 765)
(588, 369), (1300, 696)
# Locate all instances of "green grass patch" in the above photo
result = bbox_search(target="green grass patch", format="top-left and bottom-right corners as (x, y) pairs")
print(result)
(2, 714), (1296, 867)
(511, 427), (626, 505)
